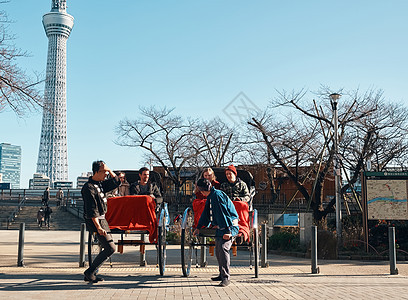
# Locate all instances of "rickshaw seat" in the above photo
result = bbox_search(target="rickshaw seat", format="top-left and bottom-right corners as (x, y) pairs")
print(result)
(106, 195), (158, 243)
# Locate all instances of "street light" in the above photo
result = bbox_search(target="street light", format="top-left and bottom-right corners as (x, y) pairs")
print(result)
(329, 93), (342, 251)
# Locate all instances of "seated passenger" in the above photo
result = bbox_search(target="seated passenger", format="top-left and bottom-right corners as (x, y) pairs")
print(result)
(117, 172), (130, 196)
(194, 167), (220, 200)
(106, 172), (130, 198)
(130, 167), (162, 205)
(220, 164), (250, 203)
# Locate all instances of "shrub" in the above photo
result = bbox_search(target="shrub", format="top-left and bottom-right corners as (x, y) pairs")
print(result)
(268, 229), (300, 251)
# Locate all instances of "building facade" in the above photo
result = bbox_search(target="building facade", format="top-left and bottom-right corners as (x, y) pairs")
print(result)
(36, 0), (74, 185)
(0, 143), (22, 189)
(76, 172), (92, 189)
(29, 173), (50, 190)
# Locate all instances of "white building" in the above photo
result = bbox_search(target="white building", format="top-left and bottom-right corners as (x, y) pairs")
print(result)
(29, 173), (50, 190)
(36, 0), (74, 186)
(76, 172), (92, 189)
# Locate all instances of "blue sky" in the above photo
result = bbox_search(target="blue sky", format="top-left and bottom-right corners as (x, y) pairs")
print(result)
(1, 1), (407, 188)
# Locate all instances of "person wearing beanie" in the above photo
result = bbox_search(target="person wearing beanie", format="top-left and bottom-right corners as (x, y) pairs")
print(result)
(220, 164), (250, 203)
(194, 178), (239, 287)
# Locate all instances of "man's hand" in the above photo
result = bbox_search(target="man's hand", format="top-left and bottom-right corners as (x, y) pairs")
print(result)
(97, 227), (107, 236)
(223, 233), (232, 240)
(193, 228), (199, 236)
(101, 163), (116, 178)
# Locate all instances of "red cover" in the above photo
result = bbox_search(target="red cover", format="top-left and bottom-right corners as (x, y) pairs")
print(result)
(192, 198), (250, 241)
(105, 195), (157, 243)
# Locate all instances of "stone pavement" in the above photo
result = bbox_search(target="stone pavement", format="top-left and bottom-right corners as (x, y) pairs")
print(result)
(0, 230), (407, 299)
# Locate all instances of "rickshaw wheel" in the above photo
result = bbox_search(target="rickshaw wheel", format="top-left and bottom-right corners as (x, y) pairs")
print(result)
(181, 227), (194, 277)
(158, 220), (166, 276)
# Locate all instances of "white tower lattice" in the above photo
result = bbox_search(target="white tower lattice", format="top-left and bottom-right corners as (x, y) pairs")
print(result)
(36, 0), (74, 184)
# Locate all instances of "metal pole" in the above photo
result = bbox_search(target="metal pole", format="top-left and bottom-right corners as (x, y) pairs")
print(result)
(140, 234), (146, 266)
(261, 223), (268, 267)
(79, 223), (86, 267)
(200, 237), (207, 267)
(330, 93), (342, 253)
(311, 225), (319, 274)
(17, 223), (25, 267)
(334, 101), (342, 250)
(388, 227), (398, 275)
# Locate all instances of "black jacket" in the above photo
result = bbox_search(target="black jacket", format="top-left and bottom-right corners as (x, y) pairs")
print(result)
(82, 176), (121, 219)
(129, 181), (162, 200)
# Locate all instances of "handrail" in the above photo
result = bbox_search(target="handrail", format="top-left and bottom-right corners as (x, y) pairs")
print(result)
(6, 195), (26, 229)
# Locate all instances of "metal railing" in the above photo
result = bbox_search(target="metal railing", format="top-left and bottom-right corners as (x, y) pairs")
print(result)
(6, 194), (26, 229)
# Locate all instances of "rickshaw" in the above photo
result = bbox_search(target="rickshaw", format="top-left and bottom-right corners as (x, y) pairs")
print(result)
(88, 170), (170, 275)
(180, 167), (260, 278)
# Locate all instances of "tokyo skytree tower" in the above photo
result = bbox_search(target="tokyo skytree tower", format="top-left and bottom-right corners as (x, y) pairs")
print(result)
(36, 0), (74, 184)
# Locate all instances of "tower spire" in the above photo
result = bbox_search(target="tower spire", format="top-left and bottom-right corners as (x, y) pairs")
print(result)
(36, 0), (74, 186)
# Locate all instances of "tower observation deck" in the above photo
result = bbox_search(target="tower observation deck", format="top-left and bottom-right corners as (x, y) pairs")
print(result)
(36, 0), (74, 185)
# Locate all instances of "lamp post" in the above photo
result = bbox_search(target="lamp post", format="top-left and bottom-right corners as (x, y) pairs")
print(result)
(329, 93), (342, 251)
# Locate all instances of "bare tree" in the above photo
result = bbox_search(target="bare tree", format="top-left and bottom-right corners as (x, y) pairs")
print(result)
(115, 106), (207, 201)
(248, 88), (408, 222)
(0, 3), (43, 116)
(195, 117), (243, 168)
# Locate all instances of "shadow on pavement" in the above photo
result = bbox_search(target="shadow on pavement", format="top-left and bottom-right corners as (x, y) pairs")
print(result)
(0, 273), (211, 291)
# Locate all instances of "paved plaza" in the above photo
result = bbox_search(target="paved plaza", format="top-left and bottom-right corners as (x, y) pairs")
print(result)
(0, 230), (407, 299)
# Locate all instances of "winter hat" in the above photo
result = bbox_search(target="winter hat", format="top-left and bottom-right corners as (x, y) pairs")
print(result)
(225, 164), (237, 176)
(196, 178), (212, 191)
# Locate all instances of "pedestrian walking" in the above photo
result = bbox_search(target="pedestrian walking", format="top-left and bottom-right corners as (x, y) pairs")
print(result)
(81, 160), (122, 283)
(42, 187), (50, 206)
(37, 207), (45, 228)
(44, 205), (53, 229)
(56, 188), (64, 207)
(194, 178), (239, 287)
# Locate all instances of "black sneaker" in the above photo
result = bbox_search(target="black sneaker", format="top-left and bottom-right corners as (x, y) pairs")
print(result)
(84, 275), (104, 282)
(211, 275), (222, 281)
(219, 279), (230, 287)
(83, 269), (97, 283)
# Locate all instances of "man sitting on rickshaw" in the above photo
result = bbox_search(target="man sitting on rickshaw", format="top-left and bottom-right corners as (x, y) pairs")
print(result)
(129, 167), (163, 210)
(220, 164), (250, 203)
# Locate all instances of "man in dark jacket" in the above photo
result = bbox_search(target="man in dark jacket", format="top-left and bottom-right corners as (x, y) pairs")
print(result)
(220, 164), (250, 203)
(194, 178), (239, 287)
(129, 167), (162, 206)
(44, 205), (53, 229)
(42, 187), (50, 206)
(81, 160), (122, 283)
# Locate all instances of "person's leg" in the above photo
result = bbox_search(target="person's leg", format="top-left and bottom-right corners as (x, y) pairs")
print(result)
(215, 237), (232, 281)
(212, 237), (222, 281)
(85, 219), (115, 281)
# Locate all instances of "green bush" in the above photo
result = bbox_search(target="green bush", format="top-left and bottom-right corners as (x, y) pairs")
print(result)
(166, 231), (181, 244)
(268, 230), (300, 251)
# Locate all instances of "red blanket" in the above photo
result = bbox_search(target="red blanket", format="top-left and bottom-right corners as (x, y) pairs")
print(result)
(106, 195), (157, 243)
(192, 198), (250, 241)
